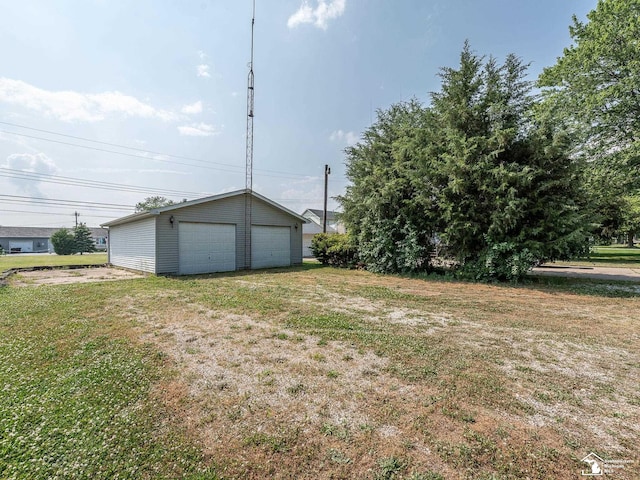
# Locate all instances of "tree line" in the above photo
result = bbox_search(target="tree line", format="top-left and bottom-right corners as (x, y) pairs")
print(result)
(330, 0), (639, 281)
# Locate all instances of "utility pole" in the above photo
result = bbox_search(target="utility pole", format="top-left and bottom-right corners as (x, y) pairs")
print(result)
(323, 164), (330, 233)
(74, 211), (80, 227)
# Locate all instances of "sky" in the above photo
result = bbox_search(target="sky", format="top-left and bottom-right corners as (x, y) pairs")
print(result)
(0, 0), (597, 228)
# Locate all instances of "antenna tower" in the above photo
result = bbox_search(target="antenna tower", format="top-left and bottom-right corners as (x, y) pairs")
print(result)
(244, 0), (255, 269)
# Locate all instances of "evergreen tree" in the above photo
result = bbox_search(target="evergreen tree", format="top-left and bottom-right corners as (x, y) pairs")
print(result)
(338, 99), (441, 273)
(339, 43), (589, 281)
(51, 229), (76, 255)
(73, 224), (97, 255)
(432, 44), (588, 275)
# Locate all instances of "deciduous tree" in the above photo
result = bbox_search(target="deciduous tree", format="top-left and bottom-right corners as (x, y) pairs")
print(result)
(538, 0), (640, 240)
(135, 196), (175, 212)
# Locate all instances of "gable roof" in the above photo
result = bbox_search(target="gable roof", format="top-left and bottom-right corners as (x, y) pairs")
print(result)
(101, 189), (307, 227)
(303, 209), (340, 223)
(0, 226), (107, 238)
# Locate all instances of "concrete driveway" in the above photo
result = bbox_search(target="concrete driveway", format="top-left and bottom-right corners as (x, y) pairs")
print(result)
(531, 265), (640, 282)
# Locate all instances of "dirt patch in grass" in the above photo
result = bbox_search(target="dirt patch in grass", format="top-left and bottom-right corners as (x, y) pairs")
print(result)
(10, 267), (145, 286)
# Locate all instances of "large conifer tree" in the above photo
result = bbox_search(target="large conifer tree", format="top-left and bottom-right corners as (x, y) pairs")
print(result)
(339, 43), (589, 281)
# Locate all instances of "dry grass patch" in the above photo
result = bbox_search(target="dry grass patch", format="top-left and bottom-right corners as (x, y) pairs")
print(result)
(82, 267), (639, 479)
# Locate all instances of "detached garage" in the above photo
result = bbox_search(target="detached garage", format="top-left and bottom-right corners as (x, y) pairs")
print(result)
(101, 189), (306, 275)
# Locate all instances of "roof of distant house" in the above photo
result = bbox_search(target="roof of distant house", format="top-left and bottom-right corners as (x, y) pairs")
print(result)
(303, 209), (340, 222)
(0, 226), (107, 238)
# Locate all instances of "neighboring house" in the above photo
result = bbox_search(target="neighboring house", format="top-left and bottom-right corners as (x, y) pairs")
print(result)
(101, 189), (306, 275)
(0, 226), (108, 253)
(301, 208), (346, 257)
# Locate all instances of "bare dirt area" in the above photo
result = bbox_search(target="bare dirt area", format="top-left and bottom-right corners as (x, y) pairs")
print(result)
(97, 269), (639, 479)
(10, 267), (146, 286)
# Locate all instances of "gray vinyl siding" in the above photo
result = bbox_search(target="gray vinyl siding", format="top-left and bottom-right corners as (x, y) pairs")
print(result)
(109, 217), (156, 273)
(251, 199), (303, 265)
(155, 194), (303, 274)
(155, 195), (245, 274)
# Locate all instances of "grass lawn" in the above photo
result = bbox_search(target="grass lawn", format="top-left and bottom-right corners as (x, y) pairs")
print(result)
(548, 245), (640, 269)
(1, 265), (638, 479)
(0, 253), (107, 271)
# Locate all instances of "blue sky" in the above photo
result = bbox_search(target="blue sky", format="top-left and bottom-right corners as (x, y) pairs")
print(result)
(0, 0), (596, 227)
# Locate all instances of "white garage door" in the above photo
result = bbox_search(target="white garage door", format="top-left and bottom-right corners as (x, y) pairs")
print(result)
(179, 222), (236, 275)
(251, 225), (291, 269)
(9, 241), (33, 253)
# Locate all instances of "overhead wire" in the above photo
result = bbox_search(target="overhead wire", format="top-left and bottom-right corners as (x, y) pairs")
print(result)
(0, 122), (330, 223)
(0, 208), (118, 219)
(0, 167), (209, 198)
(0, 121), (315, 179)
(0, 194), (134, 212)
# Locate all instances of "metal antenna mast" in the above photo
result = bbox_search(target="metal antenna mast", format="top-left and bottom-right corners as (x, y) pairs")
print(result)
(244, 0), (255, 269)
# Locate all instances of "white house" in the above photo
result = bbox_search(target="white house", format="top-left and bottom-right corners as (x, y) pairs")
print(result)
(101, 189), (306, 275)
(301, 209), (345, 257)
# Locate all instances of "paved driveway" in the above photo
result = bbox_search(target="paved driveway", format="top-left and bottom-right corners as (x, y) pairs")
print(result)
(531, 265), (640, 282)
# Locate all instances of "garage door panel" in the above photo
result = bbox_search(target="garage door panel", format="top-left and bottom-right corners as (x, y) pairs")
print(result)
(179, 222), (235, 275)
(9, 241), (33, 253)
(252, 225), (290, 269)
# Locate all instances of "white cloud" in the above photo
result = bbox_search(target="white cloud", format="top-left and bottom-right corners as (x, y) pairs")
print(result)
(0, 78), (177, 123)
(3, 152), (57, 195)
(196, 51), (213, 79)
(288, 0), (346, 30)
(197, 64), (211, 78)
(279, 177), (340, 211)
(329, 129), (358, 145)
(178, 122), (219, 137)
(181, 100), (203, 115)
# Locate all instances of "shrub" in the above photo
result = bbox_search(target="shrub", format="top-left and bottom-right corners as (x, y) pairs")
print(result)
(50, 228), (76, 255)
(458, 241), (538, 283)
(311, 234), (357, 268)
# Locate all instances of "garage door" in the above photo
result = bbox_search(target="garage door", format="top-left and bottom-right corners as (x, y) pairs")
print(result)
(251, 225), (291, 269)
(179, 222), (236, 275)
(9, 241), (33, 253)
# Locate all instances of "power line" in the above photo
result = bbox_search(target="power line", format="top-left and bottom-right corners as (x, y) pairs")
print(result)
(0, 129), (247, 174)
(0, 121), (312, 179)
(0, 167), (209, 198)
(0, 208), (118, 219)
(0, 194), (132, 208)
(0, 194), (134, 212)
(0, 120), (216, 165)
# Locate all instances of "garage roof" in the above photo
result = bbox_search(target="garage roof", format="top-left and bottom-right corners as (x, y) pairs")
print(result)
(101, 189), (307, 227)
